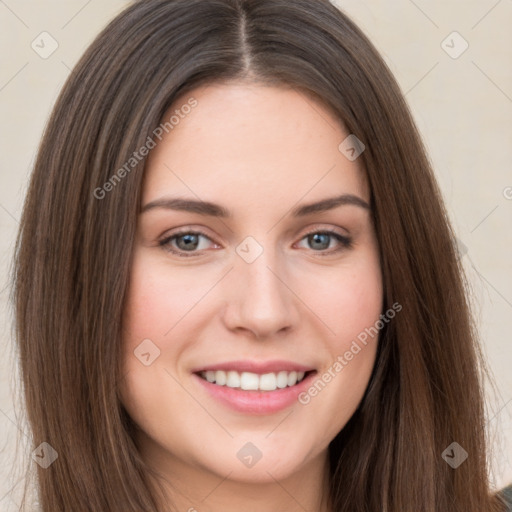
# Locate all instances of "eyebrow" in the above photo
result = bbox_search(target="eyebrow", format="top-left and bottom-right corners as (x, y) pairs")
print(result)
(140, 193), (370, 217)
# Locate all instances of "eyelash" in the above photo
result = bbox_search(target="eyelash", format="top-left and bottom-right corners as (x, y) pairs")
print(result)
(158, 228), (353, 258)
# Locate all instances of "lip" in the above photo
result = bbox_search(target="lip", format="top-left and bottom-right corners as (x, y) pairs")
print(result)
(192, 368), (317, 415)
(191, 359), (315, 374)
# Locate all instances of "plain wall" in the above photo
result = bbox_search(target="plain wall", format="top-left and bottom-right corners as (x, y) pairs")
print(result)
(1, 0), (511, 509)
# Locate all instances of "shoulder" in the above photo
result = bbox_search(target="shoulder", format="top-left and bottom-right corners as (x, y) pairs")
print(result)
(498, 484), (512, 511)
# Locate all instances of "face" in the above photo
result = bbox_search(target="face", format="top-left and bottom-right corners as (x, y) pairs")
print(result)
(119, 82), (383, 489)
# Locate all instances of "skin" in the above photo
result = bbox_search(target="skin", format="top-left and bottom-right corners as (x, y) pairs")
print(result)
(119, 81), (383, 512)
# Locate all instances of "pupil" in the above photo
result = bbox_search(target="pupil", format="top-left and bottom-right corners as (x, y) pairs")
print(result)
(177, 234), (198, 250)
(310, 233), (329, 250)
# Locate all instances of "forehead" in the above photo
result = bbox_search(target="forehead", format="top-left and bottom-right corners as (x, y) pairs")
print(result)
(142, 82), (369, 209)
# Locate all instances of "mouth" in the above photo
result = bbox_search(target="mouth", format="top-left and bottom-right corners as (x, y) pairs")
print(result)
(195, 369), (316, 392)
(191, 362), (318, 415)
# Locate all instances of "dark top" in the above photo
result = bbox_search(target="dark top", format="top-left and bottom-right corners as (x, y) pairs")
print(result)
(499, 484), (512, 511)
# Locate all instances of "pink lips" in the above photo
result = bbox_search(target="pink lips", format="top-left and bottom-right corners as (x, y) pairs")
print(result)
(191, 359), (315, 374)
(191, 359), (317, 415)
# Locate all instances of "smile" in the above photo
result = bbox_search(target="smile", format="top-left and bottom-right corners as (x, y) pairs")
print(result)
(198, 370), (311, 391)
(192, 362), (318, 414)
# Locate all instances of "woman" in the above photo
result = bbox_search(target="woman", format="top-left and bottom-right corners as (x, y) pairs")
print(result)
(11, 0), (512, 510)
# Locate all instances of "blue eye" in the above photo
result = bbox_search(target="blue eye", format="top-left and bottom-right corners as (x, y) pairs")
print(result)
(158, 229), (352, 257)
(159, 230), (213, 257)
(297, 230), (353, 254)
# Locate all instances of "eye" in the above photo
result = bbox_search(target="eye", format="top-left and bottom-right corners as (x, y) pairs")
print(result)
(158, 228), (353, 258)
(296, 230), (352, 254)
(159, 229), (216, 257)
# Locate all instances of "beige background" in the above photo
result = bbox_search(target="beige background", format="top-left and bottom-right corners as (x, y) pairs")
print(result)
(1, 0), (511, 508)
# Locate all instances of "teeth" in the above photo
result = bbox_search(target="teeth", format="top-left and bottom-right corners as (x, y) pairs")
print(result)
(240, 372), (259, 390)
(199, 369), (309, 391)
(259, 373), (277, 391)
(276, 371), (288, 388)
(226, 371), (240, 388)
(287, 371), (297, 386)
(215, 370), (227, 386)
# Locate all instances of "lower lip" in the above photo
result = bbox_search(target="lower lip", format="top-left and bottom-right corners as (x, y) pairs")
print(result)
(192, 371), (317, 415)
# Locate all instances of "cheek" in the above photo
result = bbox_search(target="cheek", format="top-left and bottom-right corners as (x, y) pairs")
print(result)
(303, 256), (383, 350)
(294, 253), (382, 426)
(330, 272), (382, 343)
(119, 258), (200, 443)
(122, 255), (202, 344)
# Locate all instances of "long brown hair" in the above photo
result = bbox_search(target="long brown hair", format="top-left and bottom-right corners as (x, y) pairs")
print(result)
(10, 0), (508, 510)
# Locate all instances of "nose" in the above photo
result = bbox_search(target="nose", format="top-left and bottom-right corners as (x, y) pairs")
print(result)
(221, 244), (300, 340)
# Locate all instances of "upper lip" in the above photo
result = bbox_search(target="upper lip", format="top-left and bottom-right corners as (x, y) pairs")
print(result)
(192, 360), (316, 375)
